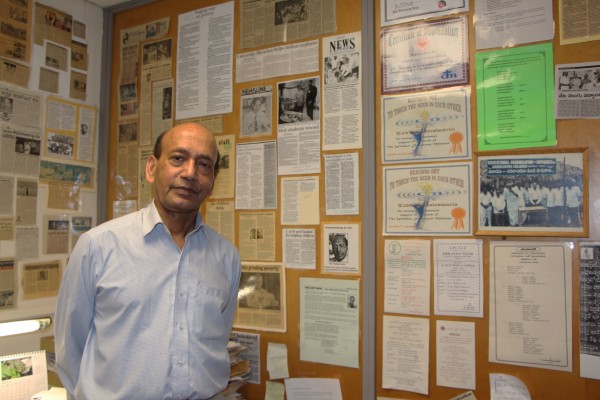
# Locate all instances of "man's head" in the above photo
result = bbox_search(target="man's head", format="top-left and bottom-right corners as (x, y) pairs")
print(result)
(349, 296), (355, 304)
(331, 234), (348, 261)
(251, 98), (261, 113)
(146, 123), (220, 217)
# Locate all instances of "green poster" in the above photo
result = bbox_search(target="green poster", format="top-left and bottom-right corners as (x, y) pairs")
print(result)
(476, 43), (556, 151)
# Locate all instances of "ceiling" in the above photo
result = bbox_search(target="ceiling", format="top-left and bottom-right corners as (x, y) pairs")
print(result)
(88, 0), (135, 8)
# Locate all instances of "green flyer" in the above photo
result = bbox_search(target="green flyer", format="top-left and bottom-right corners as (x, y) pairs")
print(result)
(476, 43), (556, 151)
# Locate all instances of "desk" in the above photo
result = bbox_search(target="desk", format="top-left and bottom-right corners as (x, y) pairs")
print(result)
(518, 206), (547, 226)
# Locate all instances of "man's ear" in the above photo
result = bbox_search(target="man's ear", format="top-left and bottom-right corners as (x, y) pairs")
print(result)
(146, 155), (157, 183)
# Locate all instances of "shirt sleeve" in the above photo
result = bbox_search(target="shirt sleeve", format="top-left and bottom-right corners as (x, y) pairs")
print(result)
(55, 233), (98, 395)
(222, 249), (241, 334)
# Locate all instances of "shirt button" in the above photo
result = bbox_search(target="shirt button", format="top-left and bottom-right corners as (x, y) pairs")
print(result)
(179, 290), (184, 297)
(178, 322), (184, 330)
(178, 358), (184, 365)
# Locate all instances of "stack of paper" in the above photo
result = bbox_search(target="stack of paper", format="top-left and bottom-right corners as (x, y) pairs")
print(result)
(219, 340), (251, 399)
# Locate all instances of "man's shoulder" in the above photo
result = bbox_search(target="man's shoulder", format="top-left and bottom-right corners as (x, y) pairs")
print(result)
(85, 210), (142, 239)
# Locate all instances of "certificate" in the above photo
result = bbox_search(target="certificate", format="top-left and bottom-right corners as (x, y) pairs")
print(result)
(476, 43), (556, 151)
(383, 162), (472, 235)
(436, 320), (475, 390)
(382, 87), (471, 163)
(489, 242), (572, 371)
(381, 0), (469, 26)
(381, 16), (469, 94)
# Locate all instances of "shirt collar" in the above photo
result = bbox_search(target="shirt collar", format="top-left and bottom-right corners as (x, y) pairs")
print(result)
(142, 201), (205, 238)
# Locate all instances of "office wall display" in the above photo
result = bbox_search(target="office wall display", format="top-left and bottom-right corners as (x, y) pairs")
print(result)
(381, 0), (469, 26)
(476, 148), (588, 237)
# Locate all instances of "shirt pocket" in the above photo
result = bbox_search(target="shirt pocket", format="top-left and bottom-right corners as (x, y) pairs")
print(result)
(191, 283), (229, 341)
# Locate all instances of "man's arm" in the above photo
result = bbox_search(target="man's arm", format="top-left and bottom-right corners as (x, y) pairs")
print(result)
(55, 234), (98, 395)
(222, 250), (242, 333)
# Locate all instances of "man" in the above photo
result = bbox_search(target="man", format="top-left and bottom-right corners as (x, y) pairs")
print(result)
(241, 273), (279, 309)
(348, 295), (357, 309)
(294, 84), (305, 113)
(331, 234), (348, 262)
(55, 123), (242, 400)
(242, 97), (270, 134)
(305, 79), (318, 120)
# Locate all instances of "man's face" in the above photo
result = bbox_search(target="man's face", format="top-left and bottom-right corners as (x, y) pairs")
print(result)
(332, 236), (348, 261)
(146, 124), (217, 216)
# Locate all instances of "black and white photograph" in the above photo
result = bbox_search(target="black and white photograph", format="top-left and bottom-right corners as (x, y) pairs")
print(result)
(240, 86), (272, 136)
(46, 132), (74, 158)
(323, 223), (360, 274)
(476, 148), (588, 236)
(277, 77), (320, 124)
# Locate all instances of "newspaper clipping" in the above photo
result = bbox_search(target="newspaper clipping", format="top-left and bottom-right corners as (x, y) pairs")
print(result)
(238, 211), (276, 261)
(323, 152), (359, 215)
(70, 215), (92, 252)
(34, 3), (72, 48)
(206, 200), (235, 244)
(212, 134), (235, 199)
(0, 258), (14, 309)
(0, 57), (29, 87)
(560, 0), (600, 44)
(16, 177), (36, 225)
(323, 31), (362, 150)
(555, 61), (600, 119)
(240, 0), (336, 49)
(0, 85), (41, 127)
(240, 85), (272, 137)
(0, 122), (41, 176)
(43, 215), (69, 254)
(21, 260), (61, 300)
(283, 228), (316, 270)
(235, 140), (277, 209)
(45, 41), (68, 71)
(0, 175), (13, 214)
(0, 0), (30, 62)
(235, 262), (286, 332)
(323, 223), (360, 274)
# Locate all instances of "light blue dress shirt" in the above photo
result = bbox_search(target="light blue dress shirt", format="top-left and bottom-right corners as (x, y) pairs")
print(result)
(55, 202), (241, 400)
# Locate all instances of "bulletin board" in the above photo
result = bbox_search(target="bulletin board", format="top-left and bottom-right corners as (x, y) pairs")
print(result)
(107, 0), (364, 399)
(375, 0), (600, 399)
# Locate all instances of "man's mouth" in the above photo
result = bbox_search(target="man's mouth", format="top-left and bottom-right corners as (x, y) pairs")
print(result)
(172, 186), (199, 196)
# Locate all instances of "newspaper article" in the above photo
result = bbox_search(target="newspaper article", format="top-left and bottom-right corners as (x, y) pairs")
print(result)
(177, 115), (223, 133)
(281, 176), (319, 225)
(239, 211), (276, 261)
(234, 262), (286, 332)
(72, 20), (86, 40)
(0, 57), (29, 87)
(121, 17), (170, 47)
(0, 175), (13, 214)
(176, 3), (234, 119)
(300, 277), (359, 368)
(0, 0), (30, 62)
(39, 67), (58, 93)
(0, 122), (41, 176)
(0, 215), (13, 240)
(0, 258), (14, 309)
(138, 145), (153, 208)
(45, 41), (68, 71)
(77, 104), (96, 162)
(560, 0), (600, 44)
(206, 200), (235, 244)
(71, 40), (88, 71)
(0, 85), (41, 127)
(34, 3), (72, 47)
(323, 223), (360, 274)
(235, 140), (277, 209)
(47, 96), (75, 131)
(39, 159), (94, 189)
(282, 228), (316, 270)
(16, 226), (38, 259)
(70, 70), (87, 101)
(212, 134), (235, 199)
(16, 177), (36, 225)
(151, 78), (173, 143)
(230, 331), (261, 384)
(324, 152), (359, 215)
(43, 215), (69, 254)
(21, 260), (61, 300)
(240, 0), (336, 49)
(116, 142), (138, 199)
(119, 43), (139, 120)
(236, 40), (319, 83)
(70, 215), (92, 252)
(555, 61), (600, 119)
(240, 85), (272, 137)
(322, 31), (362, 150)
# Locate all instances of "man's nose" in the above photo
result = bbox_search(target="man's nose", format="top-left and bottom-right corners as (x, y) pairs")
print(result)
(181, 160), (197, 178)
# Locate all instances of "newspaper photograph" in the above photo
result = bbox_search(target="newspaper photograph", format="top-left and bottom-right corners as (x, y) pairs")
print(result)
(45, 41), (68, 71)
(0, 0), (30, 62)
(0, 85), (41, 127)
(323, 223), (360, 274)
(16, 177), (37, 225)
(34, 3), (72, 47)
(555, 61), (600, 119)
(234, 262), (286, 332)
(283, 228), (316, 269)
(205, 200), (235, 244)
(240, 0), (336, 49)
(238, 211), (276, 261)
(46, 131), (74, 159)
(39, 159), (94, 189)
(0, 175), (13, 214)
(43, 214), (69, 254)
(240, 85), (272, 137)
(0, 122), (41, 176)
(212, 134), (235, 199)
(236, 40), (318, 83)
(235, 140), (277, 209)
(0, 258), (14, 309)
(0, 57), (29, 87)
(120, 17), (169, 47)
(281, 176), (319, 225)
(300, 277), (359, 368)
(324, 152), (359, 215)
(322, 32), (362, 150)
(21, 259), (61, 300)
(70, 215), (92, 252)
